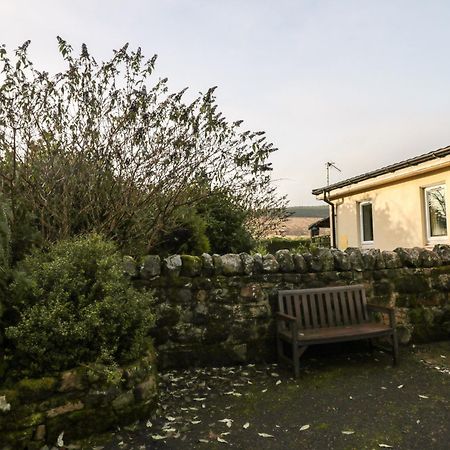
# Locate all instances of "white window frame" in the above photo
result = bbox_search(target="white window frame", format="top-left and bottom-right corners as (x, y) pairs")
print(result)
(359, 201), (374, 245)
(424, 184), (448, 243)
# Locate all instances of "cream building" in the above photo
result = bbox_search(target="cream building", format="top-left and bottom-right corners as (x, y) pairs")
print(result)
(312, 145), (450, 251)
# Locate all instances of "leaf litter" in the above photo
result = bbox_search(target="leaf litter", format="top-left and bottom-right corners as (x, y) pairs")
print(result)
(100, 362), (284, 448)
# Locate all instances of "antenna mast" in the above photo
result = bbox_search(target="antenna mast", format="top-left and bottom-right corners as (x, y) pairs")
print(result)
(326, 161), (341, 186)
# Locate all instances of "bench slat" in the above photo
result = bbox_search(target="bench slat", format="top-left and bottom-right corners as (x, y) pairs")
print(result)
(286, 294), (294, 318)
(347, 290), (357, 324)
(310, 293), (319, 328)
(317, 292), (326, 327)
(301, 294), (311, 328)
(340, 290), (350, 325)
(361, 288), (369, 321)
(355, 291), (366, 323)
(332, 291), (342, 326)
(293, 293), (302, 329)
(324, 291), (334, 327)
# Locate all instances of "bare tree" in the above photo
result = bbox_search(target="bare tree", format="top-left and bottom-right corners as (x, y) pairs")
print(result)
(0, 39), (286, 254)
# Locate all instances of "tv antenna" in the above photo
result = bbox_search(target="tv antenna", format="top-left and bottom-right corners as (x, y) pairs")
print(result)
(326, 161), (341, 186)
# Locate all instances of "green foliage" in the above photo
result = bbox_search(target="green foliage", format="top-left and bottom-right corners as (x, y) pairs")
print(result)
(199, 191), (254, 254)
(0, 197), (11, 273)
(155, 208), (211, 256)
(5, 234), (154, 376)
(153, 190), (256, 255)
(0, 39), (287, 257)
(258, 237), (313, 254)
(0, 197), (11, 360)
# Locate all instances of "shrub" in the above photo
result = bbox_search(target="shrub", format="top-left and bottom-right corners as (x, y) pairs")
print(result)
(5, 234), (154, 376)
(259, 237), (313, 254)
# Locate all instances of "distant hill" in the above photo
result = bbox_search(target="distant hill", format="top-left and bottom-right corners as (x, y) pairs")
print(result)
(287, 205), (329, 218)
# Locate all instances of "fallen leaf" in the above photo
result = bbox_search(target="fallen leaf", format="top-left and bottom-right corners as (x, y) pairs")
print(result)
(258, 433), (274, 438)
(146, 420), (152, 428)
(57, 432), (64, 447)
(342, 430), (355, 435)
(151, 434), (168, 440)
(217, 437), (229, 443)
(300, 424), (310, 431)
(397, 385), (404, 389)
(378, 444), (393, 448)
(198, 439), (209, 443)
(191, 420), (201, 425)
(262, 388), (267, 393)
(418, 395), (429, 399)
(276, 380), (282, 385)
(243, 422), (250, 429)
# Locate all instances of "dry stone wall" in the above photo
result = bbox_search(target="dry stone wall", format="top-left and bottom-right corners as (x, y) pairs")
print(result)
(131, 246), (450, 369)
(0, 350), (157, 449)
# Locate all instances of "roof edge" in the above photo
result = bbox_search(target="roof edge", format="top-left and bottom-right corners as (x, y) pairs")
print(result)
(312, 145), (450, 196)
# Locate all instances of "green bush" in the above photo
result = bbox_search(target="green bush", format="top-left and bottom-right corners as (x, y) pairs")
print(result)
(259, 237), (313, 254)
(5, 234), (154, 376)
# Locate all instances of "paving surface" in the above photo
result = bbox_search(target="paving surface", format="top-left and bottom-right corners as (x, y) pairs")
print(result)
(83, 342), (450, 450)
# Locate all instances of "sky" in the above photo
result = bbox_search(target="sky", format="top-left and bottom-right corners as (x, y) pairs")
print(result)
(2, 0), (450, 205)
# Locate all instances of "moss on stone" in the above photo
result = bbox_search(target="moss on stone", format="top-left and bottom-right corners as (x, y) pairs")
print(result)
(16, 376), (57, 402)
(180, 255), (202, 277)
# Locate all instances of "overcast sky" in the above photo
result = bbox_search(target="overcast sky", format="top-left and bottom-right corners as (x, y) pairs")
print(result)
(2, 0), (450, 205)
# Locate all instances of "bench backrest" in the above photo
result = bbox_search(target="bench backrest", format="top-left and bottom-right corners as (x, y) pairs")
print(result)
(278, 285), (369, 329)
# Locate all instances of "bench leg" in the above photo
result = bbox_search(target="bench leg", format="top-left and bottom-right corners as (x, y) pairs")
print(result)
(392, 331), (399, 366)
(368, 338), (374, 353)
(292, 343), (299, 378)
(292, 345), (308, 378)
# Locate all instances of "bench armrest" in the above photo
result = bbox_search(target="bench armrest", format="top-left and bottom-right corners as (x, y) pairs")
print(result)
(367, 304), (396, 328)
(276, 312), (297, 322)
(276, 312), (298, 340)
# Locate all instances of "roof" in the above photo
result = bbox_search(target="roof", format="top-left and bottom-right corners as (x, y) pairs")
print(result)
(308, 216), (330, 230)
(312, 145), (450, 196)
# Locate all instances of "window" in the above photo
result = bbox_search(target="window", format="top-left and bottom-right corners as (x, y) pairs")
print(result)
(359, 201), (374, 244)
(424, 184), (447, 241)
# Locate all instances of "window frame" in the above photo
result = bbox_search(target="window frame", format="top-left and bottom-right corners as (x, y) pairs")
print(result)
(424, 184), (448, 243)
(359, 201), (374, 246)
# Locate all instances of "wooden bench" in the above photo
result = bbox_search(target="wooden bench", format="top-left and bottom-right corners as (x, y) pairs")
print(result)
(276, 284), (399, 377)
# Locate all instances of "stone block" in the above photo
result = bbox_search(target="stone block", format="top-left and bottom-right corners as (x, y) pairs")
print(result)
(292, 254), (307, 273)
(221, 254), (243, 275)
(163, 255), (182, 276)
(394, 247), (421, 267)
(34, 424), (46, 441)
(240, 252), (254, 275)
(46, 400), (84, 418)
(134, 377), (157, 402)
(433, 244), (450, 264)
(331, 249), (351, 271)
(201, 253), (214, 275)
(112, 391), (135, 412)
(382, 251), (402, 269)
(141, 255), (161, 278)
(180, 255), (202, 277)
(345, 248), (364, 272)
(123, 255), (138, 277)
(59, 369), (84, 393)
(252, 253), (264, 273)
(275, 249), (294, 272)
(262, 254), (279, 273)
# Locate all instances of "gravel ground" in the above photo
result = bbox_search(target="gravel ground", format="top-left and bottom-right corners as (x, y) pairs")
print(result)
(79, 341), (450, 450)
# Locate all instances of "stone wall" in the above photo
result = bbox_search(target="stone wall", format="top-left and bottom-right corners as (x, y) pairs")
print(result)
(130, 246), (450, 369)
(0, 350), (157, 449)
